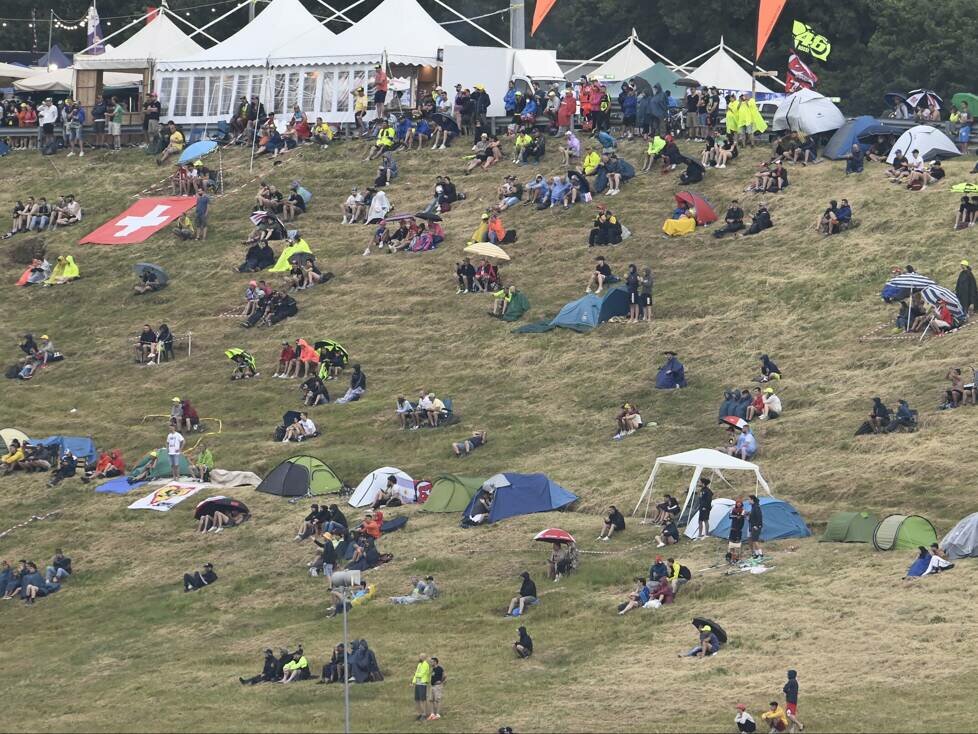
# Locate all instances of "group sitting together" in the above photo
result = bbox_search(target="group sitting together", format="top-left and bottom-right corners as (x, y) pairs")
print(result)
(371, 217), (445, 254)
(394, 391), (452, 430)
(10, 333), (60, 380)
(855, 397), (918, 435)
(617, 556), (692, 614)
(239, 640), (383, 686)
(885, 148), (946, 190)
(1, 552), (72, 604)
(815, 198), (853, 235)
(255, 180), (313, 223)
(454, 256), (500, 294)
(135, 323), (174, 364)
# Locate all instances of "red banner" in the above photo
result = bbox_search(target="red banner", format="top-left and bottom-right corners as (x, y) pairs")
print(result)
(146, 6), (159, 22)
(756, 0), (788, 59)
(531, 0), (557, 36)
(786, 50), (818, 93)
(80, 197), (195, 245)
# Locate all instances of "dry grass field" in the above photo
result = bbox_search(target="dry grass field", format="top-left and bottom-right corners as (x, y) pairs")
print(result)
(1, 128), (978, 732)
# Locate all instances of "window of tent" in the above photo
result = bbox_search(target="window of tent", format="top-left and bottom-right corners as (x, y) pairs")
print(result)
(321, 70), (335, 114)
(206, 76), (219, 116)
(302, 70), (319, 110)
(191, 75), (206, 116)
(225, 74), (239, 115)
(248, 72), (263, 100)
(273, 72), (287, 114)
(287, 71), (301, 111)
(157, 76), (174, 116)
(336, 70), (350, 112)
(174, 76), (190, 117)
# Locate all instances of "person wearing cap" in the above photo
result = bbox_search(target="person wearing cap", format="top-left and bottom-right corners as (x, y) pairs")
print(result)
(310, 528), (338, 579)
(365, 118), (396, 161)
(470, 83), (491, 135)
(169, 396), (184, 427)
(142, 92), (162, 146)
(955, 259), (978, 313)
(371, 64), (389, 119)
(681, 623), (721, 658)
(182, 562), (217, 592)
(735, 704), (757, 733)
(506, 571), (537, 616)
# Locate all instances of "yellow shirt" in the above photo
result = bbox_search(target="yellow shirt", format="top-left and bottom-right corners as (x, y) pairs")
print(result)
(169, 130), (185, 151)
(2, 448), (24, 464)
(355, 95), (368, 113)
(514, 133), (531, 149)
(582, 151), (601, 175)
(761, 707), (788, 728)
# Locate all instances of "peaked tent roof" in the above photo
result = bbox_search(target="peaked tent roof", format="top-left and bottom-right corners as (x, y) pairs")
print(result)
(941, 512), (978, 559)
(771, 89), (846, 135)
(653, 448), (766, 473)
(157, 0), (336, 71)
(591, 36), (656, 81)
(256, 455), (343, 497)
(329, 0), (463, 65)
(688, 46), (774, 95)
(886, 124), (961, 164)
(74, 14), (203, 70)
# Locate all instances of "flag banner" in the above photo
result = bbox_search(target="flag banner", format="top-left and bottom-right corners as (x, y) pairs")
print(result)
(792, 20), (831, 60)
(128, 482), (204, 512)
(786, 50), (819, 93)
(146, 6), (160, 22)
(87, 5), (105, 55)
(531, 0), (558, 36)
(80, 197), (195, 245)
(756, 0), (788, 59)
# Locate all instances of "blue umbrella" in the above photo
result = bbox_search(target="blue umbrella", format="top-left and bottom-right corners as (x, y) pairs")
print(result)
(921, 284), (965, 321)
(885, 273), (935, 290)
(178, 140), (218, 165)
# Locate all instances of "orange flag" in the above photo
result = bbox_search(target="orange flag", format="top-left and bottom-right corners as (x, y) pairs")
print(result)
(531, 0), (558, 36)
(756, 0), (788, 59)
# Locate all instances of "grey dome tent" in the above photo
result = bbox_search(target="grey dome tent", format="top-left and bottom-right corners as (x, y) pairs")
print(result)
(872, 514), (937, 551)
(820, 511), (879, 543)
(772, 89), (846, 136)
(886, 125), (960, 164)
(940, 512), (978, 559)
(257, 455), (343, 497)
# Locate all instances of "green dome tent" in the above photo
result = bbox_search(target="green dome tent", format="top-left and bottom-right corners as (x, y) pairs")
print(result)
(873, 514), (937, 551)
(128, 450), (191, 480)
(422, 475), (487, 512)
(257, 455), (343, 497)
(820, 511), (879, 543)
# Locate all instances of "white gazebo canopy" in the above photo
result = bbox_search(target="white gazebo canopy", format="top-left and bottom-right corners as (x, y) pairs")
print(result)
(634, 448), (772, 522)
(681, 40), (777, 95)
(15, 67), (140, 93)
(590, 36), (654, 81)
(74, 13), (202, 70)
(328, 0), (463, 66)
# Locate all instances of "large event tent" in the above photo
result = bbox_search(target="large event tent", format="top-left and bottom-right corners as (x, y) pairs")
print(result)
(15, 68), (140, 94)
(682, 40), (777, 98)
(590, 35), (656, 81)
(634, 448), (772, 524)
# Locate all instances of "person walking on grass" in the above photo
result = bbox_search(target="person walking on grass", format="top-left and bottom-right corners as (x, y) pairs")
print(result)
(412, 654), (431, 721)
(166, 425), (185, 480)
(783, 670), (804, 732)
(427, 656), (445, 721)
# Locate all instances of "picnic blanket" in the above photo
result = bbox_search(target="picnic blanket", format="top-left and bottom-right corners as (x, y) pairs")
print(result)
(96, 476), (143, 495)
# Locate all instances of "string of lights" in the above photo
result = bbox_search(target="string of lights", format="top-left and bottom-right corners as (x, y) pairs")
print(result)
(0, 0), (245, 28)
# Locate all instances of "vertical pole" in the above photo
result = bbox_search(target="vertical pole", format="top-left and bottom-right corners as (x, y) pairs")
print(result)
(510, 1), (525, 50)
(342, 589), (351, 734)
(48, 10), (54, 63)
(249, 0), (255, 22)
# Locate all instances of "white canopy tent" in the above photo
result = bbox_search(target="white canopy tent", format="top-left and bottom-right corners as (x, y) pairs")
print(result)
(590, 37), (655, 81)
(634, 448), (772, 524)
(73, 14), (202, 71)
(771, 88), (845, 135)
(680, 40), (778, 96)
(0, 63), (45, 87)
(15, 68), (140, 93)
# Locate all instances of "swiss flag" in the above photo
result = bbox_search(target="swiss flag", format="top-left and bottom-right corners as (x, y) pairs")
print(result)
(80, 197), (196, 245)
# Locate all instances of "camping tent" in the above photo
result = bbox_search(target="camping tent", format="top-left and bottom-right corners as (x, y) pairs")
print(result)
(886, 125), (960, 164)
(35, 435), (97, 465)
(256, 455), (343, 497)
(675, 191), (717, 225)
(591, 35), (656, 81)
(823, 116), (903, 159)
(0, 428), (29, 451)
(348, 466), (415, 508)
(873, 514), (938, 551)
(771, 89), (845, 136)
(128, 450), (191, 479)
(940, 512), (978, 559)
(15, 68), (140, 93)
(684, 497), (736, 539)
(686, 43), (775, 96)
(514, 286), (629, 333)
(634, 448), (772, 524)
(820, 511), (879, 543)
(74, 13), (203, 71)
(711, 496), (810, 541)
(461, 473), (578, 525)
(422, 475), (487, 512)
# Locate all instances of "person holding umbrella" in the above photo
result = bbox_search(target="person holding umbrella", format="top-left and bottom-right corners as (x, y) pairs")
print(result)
(536, 529), (578, 581)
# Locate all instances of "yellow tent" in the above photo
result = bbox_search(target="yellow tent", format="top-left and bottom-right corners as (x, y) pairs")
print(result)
(43, 255), (80, 285)
(269, 239), (313, 272)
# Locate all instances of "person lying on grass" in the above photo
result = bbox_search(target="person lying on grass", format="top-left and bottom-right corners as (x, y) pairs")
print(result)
(452, 430), (487, 458)
(182, 562), (217, 592)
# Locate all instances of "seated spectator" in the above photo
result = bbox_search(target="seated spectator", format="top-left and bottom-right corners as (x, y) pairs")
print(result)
(547, 541), (578, 581)
(420, 392), (446, 428)
(597, 505), (625, 541)
(513, 626), (533, 658)
(45, 549), (72, 584)
(372, 475), (402, 510)
(681, 623), (721, 658)
(505, 571), (537, 617)
(588, 208), (623, 246)
(745, 387), (765, 421)
(617, 577), (651, 615)
(741, 203), (773, 236)
(655, 517), (680, 548)
(127, 451), (159, 483)
(761, 388), (782, 419)
(228, 349), (259, 380)
(341, 188), (366, 225)
(882, 398), (917, 433)
(548, 175), (572, 210)
(586, 255), (616, 294)
(49, 195), (82, 229)
(282, 412), (318, 443)
(560, 130), (581, 166)
(679, 156), (706, 185)
(189, 444), (214, 482)
(713, 199), (744, 238)
(281, 650), (310, 683)
(0, 439), (24, 475)
(81, 449), (124, 483)
(294, 503), (327, 541)
(496, 175), (523, 211)
(866, 135), (892, 162)
(156, 121), (185, 165)
(315, 644), (347, 684)
(720, 424), (758, 459)
(47, 450), (77, 487)
(395, 396), (416, 429)
(791, 132), (817, 164)
(273, 340), (297, 378)
(613, 403), (643, 439)
(173, 212), (196, 241)
(240, 649), (281, 686)
(817, 200), (841, 235)
(650, 495), (680, 524)
(20, 561), (60, 604)
(182, 562), (217, 592)
(526, 174), (550, 207)
(846, 143), (865, 175)
(885, 149), (909, 181)
(452, 430), (487, 457)
(662, 201), (696, 237)
(335, 364), (366, 404)
(756, 354), (782, 382)
(716, 133), (738, 167)
(475, 258), (499, 292)
(390, 576), (439, 605)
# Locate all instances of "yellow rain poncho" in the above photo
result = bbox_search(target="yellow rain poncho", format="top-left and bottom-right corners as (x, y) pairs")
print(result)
(662, 211), (697, 237)
(43, 255), (80, 285)
(725, 99), (740, 134)
(582, 150), (601, 175)
(270, 239), (313, 272)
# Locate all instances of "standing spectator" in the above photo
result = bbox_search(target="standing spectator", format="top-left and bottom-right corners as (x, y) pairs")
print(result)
(513, 626), (533, 658)
(735, 704), (757, 733)
(748, 494), (764, 558)
(505, 571), (537, 616)
(955, 260), (978, 314)
(91, 96), (107, 149)
(597, 505), (625, 541)
(412, 655), (431, 721)
(65, 101), (85, 157)
(143, 92), (162, 146)
(958, 101), (972, 154)
(37, 97), (58, 150)
(166, 425), (185, 480)
(696, 478), (713, 539)
(372, 64), (389, 120)
(109, 96), (125, 151)
(427, 656), (445, 721)
(783, 670), (804, 732)
(194, 189), (209, 241)
(640, 267), (654, 321)
(727, 500), (746, 563)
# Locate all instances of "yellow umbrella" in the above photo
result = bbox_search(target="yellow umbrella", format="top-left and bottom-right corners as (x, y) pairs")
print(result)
(463, 242), (510, 261)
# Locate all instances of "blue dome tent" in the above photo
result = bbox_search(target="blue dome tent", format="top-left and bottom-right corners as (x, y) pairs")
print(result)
(710, 496), (810, 541)
(513, 286), (629, 334)
(462, 473), (578, 525)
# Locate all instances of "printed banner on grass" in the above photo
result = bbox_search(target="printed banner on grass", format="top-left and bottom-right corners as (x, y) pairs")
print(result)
(128, 481), (203, 512)
(80, 197), (195, 245)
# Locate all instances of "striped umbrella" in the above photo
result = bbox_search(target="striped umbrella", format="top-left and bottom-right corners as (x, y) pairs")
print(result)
(921, 284), (966, 321)
(886, 273), (935, 290)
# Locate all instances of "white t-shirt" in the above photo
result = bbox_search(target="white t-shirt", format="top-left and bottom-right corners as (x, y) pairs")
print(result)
(764, 394), (783, 413)
(39, 104), (58, 125)
(909, 153), (924, 172)
(418, 396), (433, 411)
(299, 418), (317, 435)
(166, 431), (185, 455)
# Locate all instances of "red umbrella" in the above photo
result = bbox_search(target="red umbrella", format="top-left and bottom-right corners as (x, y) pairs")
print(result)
(719, 416), (747, 430)
(534, 528), (576, 544)
(675, 191), (717, 225)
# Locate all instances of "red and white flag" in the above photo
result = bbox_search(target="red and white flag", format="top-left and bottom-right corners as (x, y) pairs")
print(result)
(80, 197), (196, 245)
(785, 50), (819, 93)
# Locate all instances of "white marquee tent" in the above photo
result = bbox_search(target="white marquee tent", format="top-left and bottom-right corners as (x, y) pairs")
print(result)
(634, 448), (772, 523)
(74, 13), (203, 71)
(15, 68), (140, 93)
(590, 36), (655, 81)
(683, 41), (776, 96)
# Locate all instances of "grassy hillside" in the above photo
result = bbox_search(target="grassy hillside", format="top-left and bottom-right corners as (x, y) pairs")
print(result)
(2, 132), (978, 733)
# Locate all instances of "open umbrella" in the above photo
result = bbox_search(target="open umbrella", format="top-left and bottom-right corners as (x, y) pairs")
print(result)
(384, 212), (417, 223)
(314, 340), (350, 364)
(921, 284), (965, 321)
(464, 242), (510, 261)
(133, 262), (169, 286)
(906, 89), (943, 110)
(883, 91), (909, 109)
(675, 191), (717, 225)
(719, 416), (747, 430)
(675, 76), (701, 88)
(179, 139), (219, 165)
(414, 211), (442, 222)
(692, 617), (728, 644)
(430, 112), (460, 135)
(194, 496), (250, 519)
(952, 93), (978, 114)
(533, 528), (576, 544)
